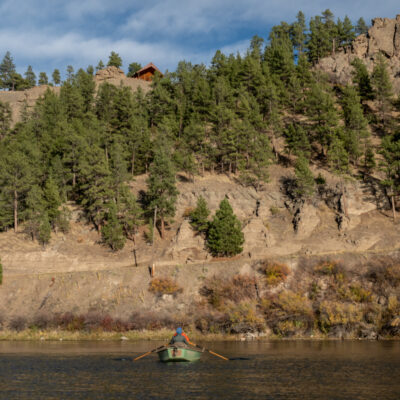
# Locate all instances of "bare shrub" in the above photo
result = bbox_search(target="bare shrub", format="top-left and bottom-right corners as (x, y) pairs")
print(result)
(9, 316), (27, 332)
(32, 313), (53, 329)
(148, 277), (183, 296)
(200, 274), (257, 308)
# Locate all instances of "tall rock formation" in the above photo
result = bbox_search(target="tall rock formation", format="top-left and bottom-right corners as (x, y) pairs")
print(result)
(316, 15), (400, 93)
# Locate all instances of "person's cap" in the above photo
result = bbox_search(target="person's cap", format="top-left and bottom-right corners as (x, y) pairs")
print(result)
(176, 327), (183, 334)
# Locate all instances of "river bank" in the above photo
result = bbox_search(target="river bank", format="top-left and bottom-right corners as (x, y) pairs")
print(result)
(1, 328), (399, 342)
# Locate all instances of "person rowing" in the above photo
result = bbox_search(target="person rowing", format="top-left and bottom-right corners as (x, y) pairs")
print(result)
(169, 327), (193, 346)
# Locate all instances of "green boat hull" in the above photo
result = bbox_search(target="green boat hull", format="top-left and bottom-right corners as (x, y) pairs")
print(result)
(157, 346), (203, 362)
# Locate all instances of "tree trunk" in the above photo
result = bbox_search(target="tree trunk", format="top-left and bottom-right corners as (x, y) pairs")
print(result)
(391, 194), (396, 222)
(72, 171), (76, 187)
(13, 190), (18, 232)
(152, 207), (157, 244)
(160, 217), (165, 239)
(131, 152), (135, 175)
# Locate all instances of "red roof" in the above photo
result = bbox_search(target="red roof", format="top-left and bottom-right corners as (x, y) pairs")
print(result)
(134, 62), (162, 77)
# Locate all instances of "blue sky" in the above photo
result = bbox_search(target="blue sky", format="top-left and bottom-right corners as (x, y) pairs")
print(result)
(0, 0), (399, 80)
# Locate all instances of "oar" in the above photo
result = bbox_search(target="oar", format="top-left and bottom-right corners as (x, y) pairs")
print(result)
(133, 344), (167, 361)
(192, 343), (228, 361)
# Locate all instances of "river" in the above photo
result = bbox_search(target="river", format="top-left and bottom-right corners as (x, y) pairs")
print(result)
(0, 340), (399, 399)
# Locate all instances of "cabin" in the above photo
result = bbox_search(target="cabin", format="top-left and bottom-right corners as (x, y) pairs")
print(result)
(133, 63), (163, 81)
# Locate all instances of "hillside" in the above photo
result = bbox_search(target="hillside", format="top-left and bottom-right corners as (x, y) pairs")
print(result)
(0, 12), (400, 339)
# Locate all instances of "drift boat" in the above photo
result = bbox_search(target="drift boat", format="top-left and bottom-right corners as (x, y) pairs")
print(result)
(157, 345), (204, 362)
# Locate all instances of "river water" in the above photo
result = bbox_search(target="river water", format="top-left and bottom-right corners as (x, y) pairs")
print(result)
(0, 340), (399, 399)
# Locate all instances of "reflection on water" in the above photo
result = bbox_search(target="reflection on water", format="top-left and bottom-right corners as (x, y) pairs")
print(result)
(0, 341), (399, 399)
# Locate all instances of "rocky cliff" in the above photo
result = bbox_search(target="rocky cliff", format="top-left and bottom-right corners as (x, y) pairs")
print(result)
(316, 14), (400, 93)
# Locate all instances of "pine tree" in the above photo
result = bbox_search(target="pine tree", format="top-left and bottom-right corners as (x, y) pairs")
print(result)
(190, 196), (210, 233)
(207, 197), (244, 257)
(38, 72), (48, 85)
(44, 177), (61, 224)
(96, 60), (105, 71)
(52, 69), (61, 86)
(341, 85), (369, 165)
(107, 52), (122, 68)
(0, 101), (12, 139)
(117, 184), (141, 242)
(371, 54), (393, 128)
(328, 133), (349, 175)
(294, 153), (315, 198)
(0, 51), (16, 90)
(38, 213), (51, 246)
(24, 66), (36, 88)
(284, 123), (311, 157)
(146, 139), (179, 238)
(380, 133), (400, 221)
(66, 65), (74, 83)
(290, 11), (306, 54)
(127, 62), (142, 77)
(101, 203), (126, 251)
(25, 184), (46, 240)
(356, 17), (368, 35)
(351, 58), (374, 102)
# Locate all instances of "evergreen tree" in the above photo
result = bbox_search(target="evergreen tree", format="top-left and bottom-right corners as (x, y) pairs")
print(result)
(86, 65), (94, 75)
(207, 197), (244, 257)
(380, 133), (400, 221)
(127, 62), (142, 77)
(96, 60), (105, 71)
(341, 85), (369, 164)
(0, 134), (40, 232)
(190, 196), (210, 233)
(305, 80), (339, 156)
(307, 16), (331, 63)
(339, 16), (355, 48)
(117, 184), (141, 242)
(371, 54), (393, 127)
(284, 123), (311, 157)
(107, 51), (122, 68)
(66, 65), (74, 83)
(43, 177), (61, 224)
(0, 101), (12, 139)
(24, 66), (36, 88)
(294, 153), (315, 198)
(351, 58), (374, 102)
(356, 17), (369, 35)
(290, 11), (306, 54)
(38, 213), (51, 246)
(101, 203), (126, 250)
(25, 184), (46, 240)
(0, 51), (16, 90)
(327, 133), (349, 175)
(38, 72), (48, 85)
(146, 139), (179, 238)
(52, 69), (61, 86)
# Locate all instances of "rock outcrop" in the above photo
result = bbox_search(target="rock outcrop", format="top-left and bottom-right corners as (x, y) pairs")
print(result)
(316, 14), (400, 93)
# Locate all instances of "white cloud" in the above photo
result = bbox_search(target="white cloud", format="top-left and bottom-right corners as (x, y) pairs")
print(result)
(0, 0), (399, 75)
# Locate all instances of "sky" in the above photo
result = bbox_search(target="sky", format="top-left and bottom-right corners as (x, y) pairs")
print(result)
(0, 0), (399, 80)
